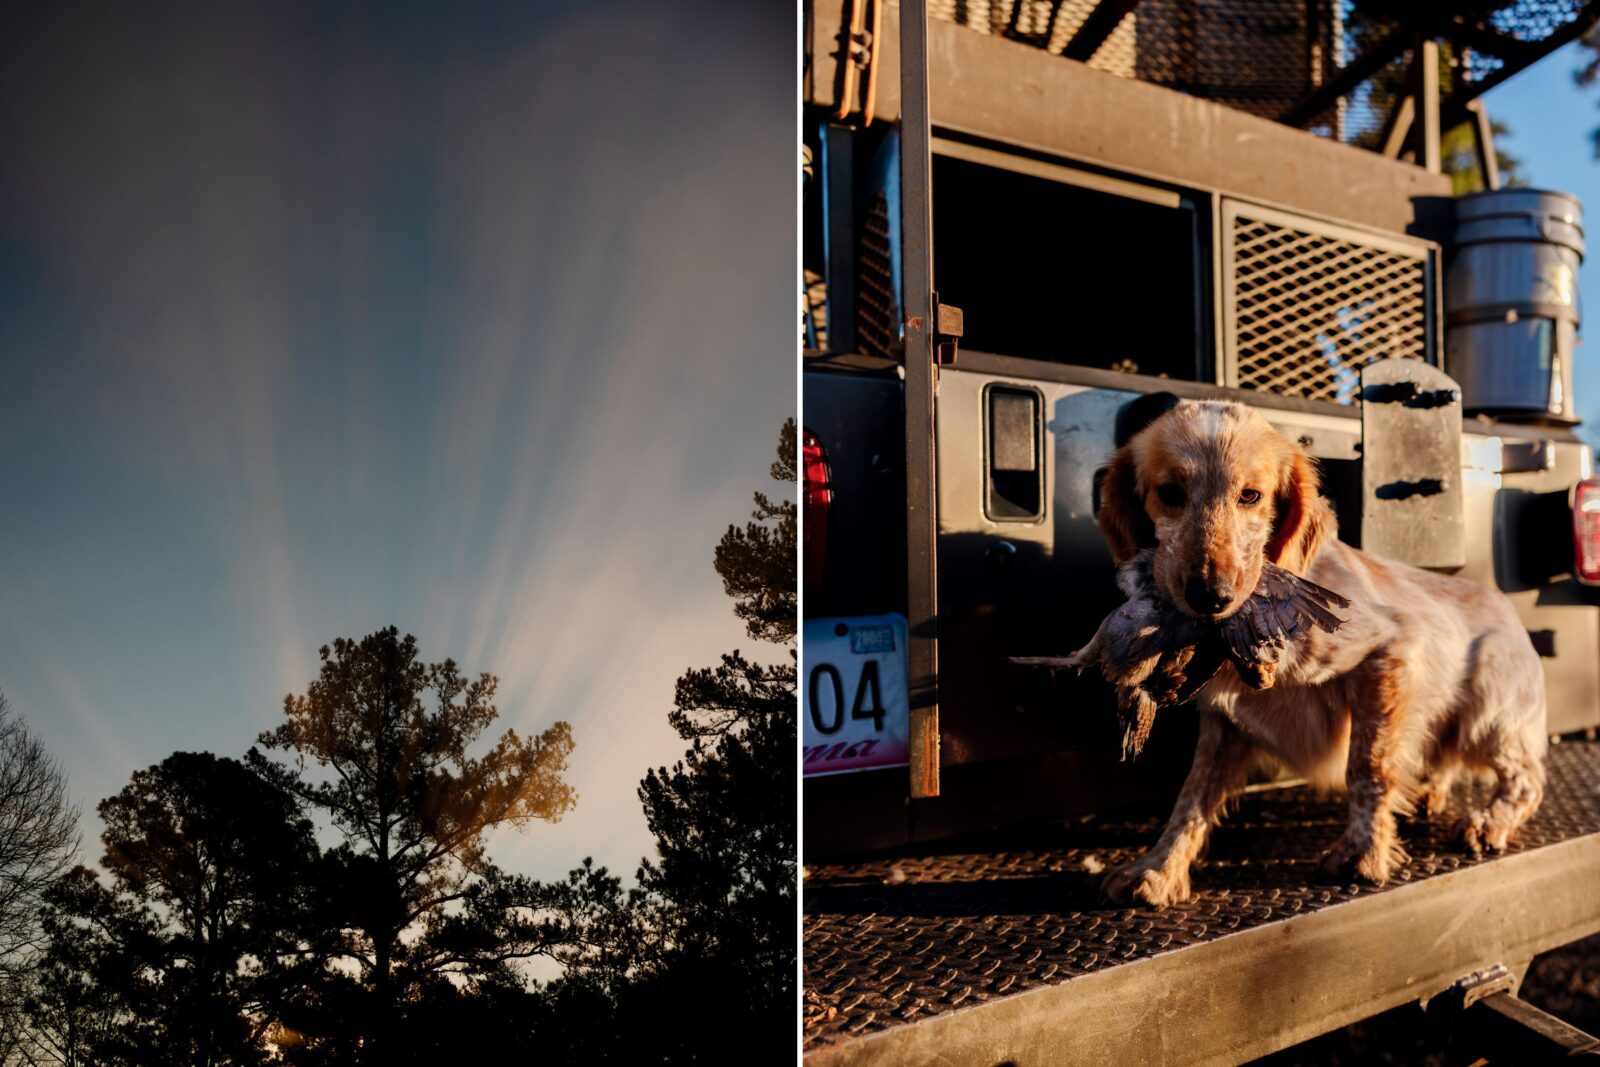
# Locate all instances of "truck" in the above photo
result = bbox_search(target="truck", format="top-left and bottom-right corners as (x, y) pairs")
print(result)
(800, 1), (1600, 1062)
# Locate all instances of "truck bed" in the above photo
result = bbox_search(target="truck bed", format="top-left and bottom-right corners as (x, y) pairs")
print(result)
(803, 739), (1600, 1065)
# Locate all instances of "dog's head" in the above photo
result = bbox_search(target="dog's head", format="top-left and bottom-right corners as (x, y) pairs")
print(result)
(1097, 400), (1330, 619)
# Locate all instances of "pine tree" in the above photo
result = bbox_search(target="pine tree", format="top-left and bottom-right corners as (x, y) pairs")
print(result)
(631, 420), (797, 1057)
(248, 627), (576, 1062)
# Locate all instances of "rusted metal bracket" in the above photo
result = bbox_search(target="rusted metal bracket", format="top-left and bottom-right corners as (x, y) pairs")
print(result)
(831, 0), (882, 125)
(1436, 963), (1600, 1061)
(935, 299), (963, 366)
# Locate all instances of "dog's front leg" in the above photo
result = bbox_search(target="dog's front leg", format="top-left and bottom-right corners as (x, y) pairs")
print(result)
(1104, 711), (1252, 906)
(1322, 652), (1412, 884)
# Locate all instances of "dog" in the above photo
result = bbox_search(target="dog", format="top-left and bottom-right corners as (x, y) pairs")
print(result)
(1095, 400), (1547, 906)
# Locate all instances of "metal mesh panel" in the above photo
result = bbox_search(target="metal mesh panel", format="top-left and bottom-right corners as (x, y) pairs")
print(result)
(857, 191), (900, 359)
(927, 0), (1137, 74)
(927, 1), (1336, 120)
(1224, 202), (1431, 402)
(1132, 0), (1339, 121)
(804, 268), (828, 349)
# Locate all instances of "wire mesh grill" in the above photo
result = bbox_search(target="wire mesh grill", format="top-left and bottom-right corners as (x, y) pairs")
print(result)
(922, 1), (1593, 148)
(857, 191), (900, 360)
(1225, 203), (1431, 402)
(927, 0), (1139, 74)
(1133, 0), (1341, 121)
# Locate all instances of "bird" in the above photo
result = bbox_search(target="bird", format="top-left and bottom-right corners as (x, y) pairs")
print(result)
(1012, 552), (1350, 760)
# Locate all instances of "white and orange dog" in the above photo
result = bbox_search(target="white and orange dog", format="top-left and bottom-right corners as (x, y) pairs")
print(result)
(1096, 400), (1546, 906)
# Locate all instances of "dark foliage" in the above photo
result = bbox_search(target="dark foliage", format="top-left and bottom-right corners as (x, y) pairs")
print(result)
(25, 754), (320, 1066)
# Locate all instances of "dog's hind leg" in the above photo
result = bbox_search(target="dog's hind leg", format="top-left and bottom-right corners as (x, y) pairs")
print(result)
(1104, 711), (1252, 906)
(1456, 749), (1545, 854)
(1453, 624), (1549, 854)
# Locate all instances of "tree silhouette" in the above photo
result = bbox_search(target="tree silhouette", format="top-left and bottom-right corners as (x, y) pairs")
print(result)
(22, 753), (318, 1066)
(248, 627), (576, 1061)
(20, 870), (132, 1067)
(631, 418), (797, 1056)
(0, 693), (78, 1062)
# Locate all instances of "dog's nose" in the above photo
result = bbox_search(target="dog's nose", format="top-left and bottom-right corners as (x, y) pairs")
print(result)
(1185, 576), (1232, 616)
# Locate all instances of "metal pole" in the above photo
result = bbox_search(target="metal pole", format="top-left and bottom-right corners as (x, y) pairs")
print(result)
(1419, 37), (1441, 174)
(900, 0), (940, 798)
(1468, 99), (1500, 189)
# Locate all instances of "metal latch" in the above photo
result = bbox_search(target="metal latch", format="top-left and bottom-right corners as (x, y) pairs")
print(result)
(1446, 963), (1517, 1010)
(936, 300), (963, 366)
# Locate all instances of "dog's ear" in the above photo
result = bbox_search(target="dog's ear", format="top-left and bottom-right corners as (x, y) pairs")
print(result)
(1114, 391), (1181, 448)
(1267, 450), (1330, 576)
(1096, 446), (1155, 563)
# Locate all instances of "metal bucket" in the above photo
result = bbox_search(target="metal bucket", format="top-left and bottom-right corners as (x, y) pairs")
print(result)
(1445, 189), (1584, 424)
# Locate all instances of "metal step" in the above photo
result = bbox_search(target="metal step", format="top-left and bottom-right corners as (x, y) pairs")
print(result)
(803, 740), (1600, 1065)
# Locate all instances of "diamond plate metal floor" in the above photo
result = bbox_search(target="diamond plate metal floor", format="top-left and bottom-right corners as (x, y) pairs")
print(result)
(803, 740), (1600, 1056)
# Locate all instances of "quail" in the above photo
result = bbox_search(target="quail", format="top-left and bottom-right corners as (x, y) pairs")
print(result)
(1013, 551), (1349, 760)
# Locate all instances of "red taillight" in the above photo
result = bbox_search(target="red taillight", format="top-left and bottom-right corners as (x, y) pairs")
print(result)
(1576, 477), (1600, 586)
(803, 429), (831, 583)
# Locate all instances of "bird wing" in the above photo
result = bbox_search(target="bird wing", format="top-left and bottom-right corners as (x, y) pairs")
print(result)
(1220, 562), (1350, 677)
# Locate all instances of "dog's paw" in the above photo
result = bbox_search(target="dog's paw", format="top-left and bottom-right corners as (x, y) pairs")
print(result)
(1453, 811), (1510, 856)
(1416, 784), (1452, 822)
(1319, 837), (1394, 885)
(1103, 860), (1191, 907)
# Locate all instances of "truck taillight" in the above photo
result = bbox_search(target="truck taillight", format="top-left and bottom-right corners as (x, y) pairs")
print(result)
(1576, 478), (1600, 586)
(803, 429), (831, 583)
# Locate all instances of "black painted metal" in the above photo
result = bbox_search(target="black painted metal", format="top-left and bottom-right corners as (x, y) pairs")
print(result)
(1279, 25), (1410, 127)
(1464, 993), (1600, 1060)
(1437, 1), (1600, 132)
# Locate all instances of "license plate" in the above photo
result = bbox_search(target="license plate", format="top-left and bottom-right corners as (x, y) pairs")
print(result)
(803, 614), (910, 777)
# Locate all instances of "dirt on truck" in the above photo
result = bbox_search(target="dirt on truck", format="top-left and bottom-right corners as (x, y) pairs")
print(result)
(801, 0), (1600, 1062)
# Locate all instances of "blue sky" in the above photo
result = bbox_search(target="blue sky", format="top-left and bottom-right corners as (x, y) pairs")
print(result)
(0, 1), (791, 886)
(1483, 40), (1600, 443)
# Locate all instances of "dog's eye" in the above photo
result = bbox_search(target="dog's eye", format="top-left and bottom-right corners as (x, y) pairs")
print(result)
(1156, 484), (1186, 508)
(1238, 488), (1262, 506)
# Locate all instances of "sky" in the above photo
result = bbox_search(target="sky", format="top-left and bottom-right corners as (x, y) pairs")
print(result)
(1482, 40), (1600, 444)
(0, 1), (793, 887)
